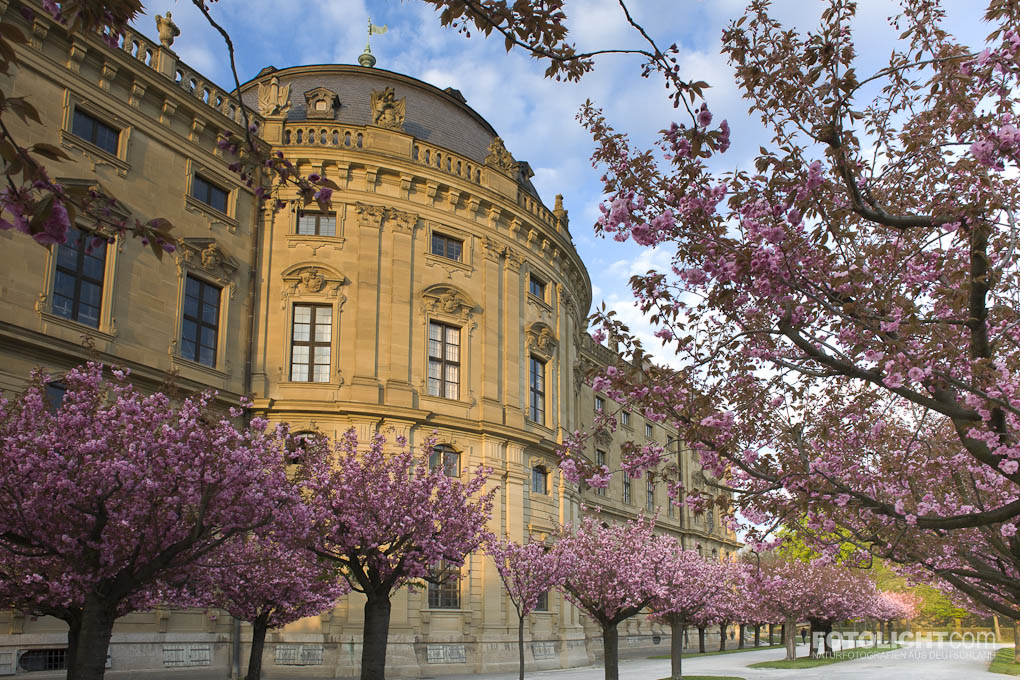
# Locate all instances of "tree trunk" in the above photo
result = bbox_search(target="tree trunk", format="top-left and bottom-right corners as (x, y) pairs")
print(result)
(718, 623), (726, 651)
(1013, 619), (1019, 664)
(64, 612), (82, 680)
(738, 624), (745, 649)
(601, 622), (620, 680)
(72, 597), (117, 680)
(784, 616), (796, 661)
(754, 624), (760, 647)
(669, 619), (684, 680)
(698, 626), (705, 654)
(245, 611), (271, 680)
(518, 613), (526, 680)
(361, 595), (393, 680)
(809, 620), (819, 658)
(768, 623), (774, 645)
(822, 622), (833, 657)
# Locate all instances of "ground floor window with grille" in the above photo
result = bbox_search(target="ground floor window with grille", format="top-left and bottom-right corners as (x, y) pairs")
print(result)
(291, 304), (332, 382)
(427, 560), (460, 609)
(428, 321), (460, 399)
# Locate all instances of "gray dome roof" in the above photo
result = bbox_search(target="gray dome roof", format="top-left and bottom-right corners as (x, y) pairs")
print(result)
(240, 64), (500, 167)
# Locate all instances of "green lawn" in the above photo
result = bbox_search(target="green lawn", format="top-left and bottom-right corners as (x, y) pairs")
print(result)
(656, 676), (746, 680)
(649, 644), (783, 660)
(748, 644), (900, 669)
(990, 647), (1020, 676)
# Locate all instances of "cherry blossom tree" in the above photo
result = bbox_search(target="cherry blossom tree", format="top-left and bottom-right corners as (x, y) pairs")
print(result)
(748, 557), (879, 660)
(472, 0), (1020, 635)
(300, 430), (494, 680)
(553, 514), (671, 680)
(0, 363), (300, 680)
(648, 546), (730, 680)
(194, 535), (347, 680)
(486, 536), (564, 680)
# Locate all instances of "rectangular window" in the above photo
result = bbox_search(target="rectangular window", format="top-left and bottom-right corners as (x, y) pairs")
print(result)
(427, 561), (460, 609)
(595, 450), (606, 497)
(45, 382), (66, 413)
(52, 226), (106, 328)
(290, 304), (332, 382)
(667, 497), (675, 519)
(181, 275), (220, 367)
(621, 410), (631, 426)
(529, 356), (546, 424)
(71, 108), (119, 155)
(535, 590), (549, 612)
(623, 476), (632, 504)
(532, 465), (548, 494)
(646, 474), (655, 512)
(645, 423), (654, 438)
(529, 275), (545, 299)
(429, 445), (460, 477)
(427, 321), (460, 400)
(594, 395), (605, 412)
(296, 210), (336, 236)
(431, 232), (463, 261)
(191, 175), (229, 214)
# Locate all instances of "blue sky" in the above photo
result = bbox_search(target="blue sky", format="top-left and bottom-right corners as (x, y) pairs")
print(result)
(133, 0), (990, 364)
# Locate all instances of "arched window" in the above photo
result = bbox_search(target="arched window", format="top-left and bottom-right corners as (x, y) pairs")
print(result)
(531, 465), (548, 494)
(429, 444), (460, 477)
(288, 431), (322, 463)
(711, 548), (718, 561)
(696, 544), (703, 557)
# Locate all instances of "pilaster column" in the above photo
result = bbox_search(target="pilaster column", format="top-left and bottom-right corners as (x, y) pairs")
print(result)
(503, 249), (524, 427)
(349, 203), (384, 402)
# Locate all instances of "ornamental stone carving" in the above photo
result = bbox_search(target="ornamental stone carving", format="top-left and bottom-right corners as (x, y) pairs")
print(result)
(485, 136), (519, 176)
(303, 87), (340, 119)
(370, 87), (405, 130)
(257, 76), (291, 117)
(280, 263), (346, 309)
(525, 322), (557, 359)
(421, 284), (478, 323)
(155, 12), (179, 49)
(176, 238), (237, 286)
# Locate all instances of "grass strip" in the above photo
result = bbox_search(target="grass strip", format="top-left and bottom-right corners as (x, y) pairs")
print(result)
(990, 647), (1020, 676)
(748, 644), (900, 669)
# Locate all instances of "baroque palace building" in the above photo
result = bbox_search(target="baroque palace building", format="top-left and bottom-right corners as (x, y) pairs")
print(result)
(0, 2), (740, 677)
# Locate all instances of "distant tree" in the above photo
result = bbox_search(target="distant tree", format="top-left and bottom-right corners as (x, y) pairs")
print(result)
(195, 535), (347, 680)
(0, 363), (300, 680)
(486, 536), (564, 680)
(300, 431), (494, 680)
(554, 515), (671, 680)
(648, 546), (730, 680)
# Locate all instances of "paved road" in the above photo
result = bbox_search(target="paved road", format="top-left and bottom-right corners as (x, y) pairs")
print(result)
(432, 642), (1004, 680)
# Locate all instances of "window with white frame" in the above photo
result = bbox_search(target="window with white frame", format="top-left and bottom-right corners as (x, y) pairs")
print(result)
(427, 321), (460, 399)
(290, 304), (332, 382)
(296, 210), (336, 236)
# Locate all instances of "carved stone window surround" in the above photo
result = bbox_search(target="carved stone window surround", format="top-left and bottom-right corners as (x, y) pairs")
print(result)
(60, 89), (131, 177)
(418, 284), (480, 404)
